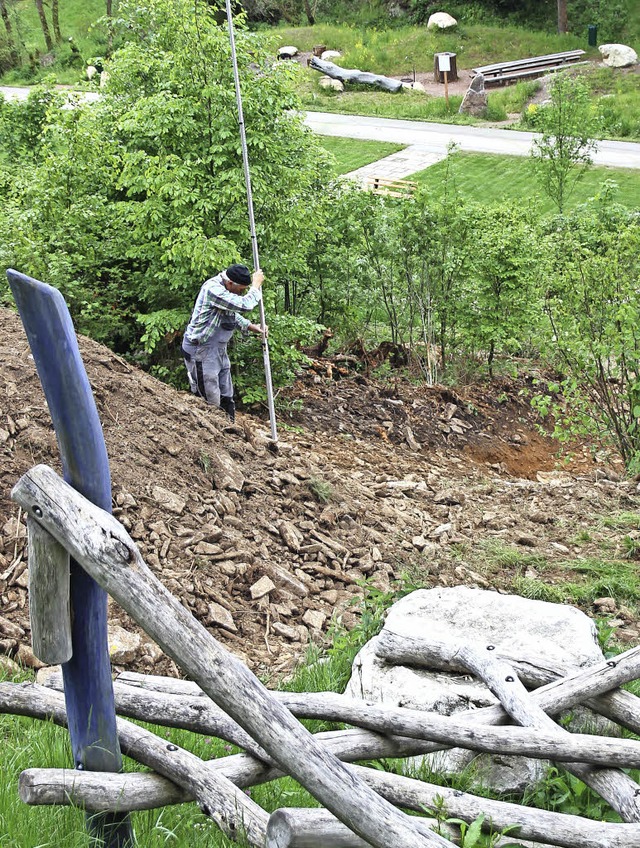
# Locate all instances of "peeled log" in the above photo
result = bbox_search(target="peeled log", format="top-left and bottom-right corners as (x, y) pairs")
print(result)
(310, 57), (402, 93)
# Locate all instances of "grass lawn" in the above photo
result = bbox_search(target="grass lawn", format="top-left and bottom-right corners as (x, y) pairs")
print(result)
(317, 136), (405, 174)
(410, 152), (640, 213)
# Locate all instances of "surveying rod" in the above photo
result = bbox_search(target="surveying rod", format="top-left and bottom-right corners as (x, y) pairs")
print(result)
(225, 0), (278, 442)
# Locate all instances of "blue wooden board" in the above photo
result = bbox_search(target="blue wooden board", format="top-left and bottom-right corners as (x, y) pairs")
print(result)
(8, 270), (132, 846)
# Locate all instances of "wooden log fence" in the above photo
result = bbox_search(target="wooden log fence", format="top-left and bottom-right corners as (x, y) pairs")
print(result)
(11, 464), (444, 848)
(7, 682), (640, 848)
(4, 464), (640, 845)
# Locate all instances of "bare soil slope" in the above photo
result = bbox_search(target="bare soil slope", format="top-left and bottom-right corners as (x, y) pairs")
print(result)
(1, 307), (638, 681)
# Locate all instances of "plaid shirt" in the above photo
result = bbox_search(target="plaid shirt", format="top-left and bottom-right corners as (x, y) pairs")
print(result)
(184, 273), (262, 344)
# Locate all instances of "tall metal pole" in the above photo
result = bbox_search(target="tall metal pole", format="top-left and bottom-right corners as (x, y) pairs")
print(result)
(224, 0), (278, 442)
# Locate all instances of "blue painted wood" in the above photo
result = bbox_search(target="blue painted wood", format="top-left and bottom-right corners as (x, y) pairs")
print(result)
(7, 270), (133, 846)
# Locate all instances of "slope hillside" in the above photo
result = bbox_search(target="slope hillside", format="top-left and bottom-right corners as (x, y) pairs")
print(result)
(0, 307), (638, 682)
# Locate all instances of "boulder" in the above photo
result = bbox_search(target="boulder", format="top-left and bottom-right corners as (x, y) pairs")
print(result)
(345, 587), (604, 793)
(86, 65), (97, 81)
(318, 77), (345, 92)
(599, 43), (638, 67)
(321, 50), (341, 61)
(401, 81), (426, 92)
(278, 45), (298, 60)
(459, 73), (488, 117)
(427, 12), (458, 30)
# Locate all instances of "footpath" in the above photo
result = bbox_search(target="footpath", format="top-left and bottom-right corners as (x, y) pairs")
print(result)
(303, 111), (640, 182)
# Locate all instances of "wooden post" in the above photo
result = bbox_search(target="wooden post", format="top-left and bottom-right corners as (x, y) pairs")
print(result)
(12, 465), (446, 848)
(444, 69), (449, 107)
(7, 270), (132, 847)
(27, 517), (72, 664)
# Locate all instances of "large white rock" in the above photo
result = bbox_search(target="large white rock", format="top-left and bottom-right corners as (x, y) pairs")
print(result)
(599, 43), (638, 67)
(318, 76), (344, 92)
(345, 587), (604, 793)
(427, 12), (458, 30)
(278, 45), (298, 60)
(321, 50), (341, 61)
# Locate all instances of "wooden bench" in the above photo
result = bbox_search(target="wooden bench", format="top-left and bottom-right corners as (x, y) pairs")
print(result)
(471, 49), (588, 87)
(367, 177), (417, 198)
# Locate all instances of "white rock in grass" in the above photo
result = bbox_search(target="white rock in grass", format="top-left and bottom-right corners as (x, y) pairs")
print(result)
(599, 43), (638, 67)
(318, 77), (344, 92)
(278, 45), (298, 59)
(321, 50), (341, 61)
(427, 12), (458, 29)
(345, 587), (605, 793)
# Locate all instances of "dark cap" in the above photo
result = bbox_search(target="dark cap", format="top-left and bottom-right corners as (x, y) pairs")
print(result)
(226, 264), (251, 287)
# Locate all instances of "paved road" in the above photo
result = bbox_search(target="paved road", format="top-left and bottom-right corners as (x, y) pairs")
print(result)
(304, 111), (640, 179)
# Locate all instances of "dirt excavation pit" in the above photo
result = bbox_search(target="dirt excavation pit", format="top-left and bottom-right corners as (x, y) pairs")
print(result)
(0, 306), (637, 684)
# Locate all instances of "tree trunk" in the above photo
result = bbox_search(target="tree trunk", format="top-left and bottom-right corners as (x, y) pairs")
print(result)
(52, 0), (61, 42)
(34, 0), (53, 51)
(557, 0), (568, 33)
(0, 0), (18, 64)
(303, 0), (315, 25)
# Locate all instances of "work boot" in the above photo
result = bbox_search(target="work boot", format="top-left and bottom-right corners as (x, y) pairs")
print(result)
(220, 395), (235, 423)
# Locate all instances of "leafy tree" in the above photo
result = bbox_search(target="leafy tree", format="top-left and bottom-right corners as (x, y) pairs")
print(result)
(537, 202), (640, 469)
(0, 0), (333, 400)
(464, 204), (539, 377)
(530, 73), (598, 213)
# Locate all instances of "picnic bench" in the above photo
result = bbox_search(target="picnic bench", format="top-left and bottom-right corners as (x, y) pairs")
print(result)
(471, 49), (588, 86)
(367, 176), (417, 198)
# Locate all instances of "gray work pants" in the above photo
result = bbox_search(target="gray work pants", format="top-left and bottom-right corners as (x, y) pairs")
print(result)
(182, 328), (234, 407)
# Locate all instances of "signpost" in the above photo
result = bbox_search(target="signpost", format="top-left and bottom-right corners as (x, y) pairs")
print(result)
(438, 53), (451, 107)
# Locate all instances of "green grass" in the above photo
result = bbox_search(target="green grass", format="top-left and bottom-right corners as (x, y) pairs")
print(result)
(267, 22), (593, 77)
(409, 151), (640, 213)
(317, 136), (405, 174)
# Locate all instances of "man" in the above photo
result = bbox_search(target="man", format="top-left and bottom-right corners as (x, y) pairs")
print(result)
(182, 264), (266, 422)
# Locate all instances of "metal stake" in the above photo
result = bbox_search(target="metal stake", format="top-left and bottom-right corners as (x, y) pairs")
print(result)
(224, 0), (278, 442)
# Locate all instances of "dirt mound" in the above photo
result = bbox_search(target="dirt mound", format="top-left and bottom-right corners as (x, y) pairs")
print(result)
(0, 307), (637, 681)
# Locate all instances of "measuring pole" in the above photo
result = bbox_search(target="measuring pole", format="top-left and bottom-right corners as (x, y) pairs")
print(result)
(224, 0), (278, 442)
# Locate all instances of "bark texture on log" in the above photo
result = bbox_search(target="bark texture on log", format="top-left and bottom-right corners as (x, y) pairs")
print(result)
(310, 56), (403, 92)
(27, 517), (72, 665)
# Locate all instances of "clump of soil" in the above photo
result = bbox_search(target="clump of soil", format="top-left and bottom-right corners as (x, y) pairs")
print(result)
(0, 307), (637, 683)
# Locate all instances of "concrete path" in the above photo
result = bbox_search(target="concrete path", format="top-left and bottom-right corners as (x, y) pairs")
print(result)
(305, 111), (640, 178)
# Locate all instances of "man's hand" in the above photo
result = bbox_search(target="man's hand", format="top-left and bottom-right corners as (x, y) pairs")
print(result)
(249, 322), (268, 338)
(251, 269), (265, 288)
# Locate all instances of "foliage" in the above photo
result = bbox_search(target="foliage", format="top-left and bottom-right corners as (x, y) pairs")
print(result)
(534, 202), (640, 469)
(530, 73), (599, 212)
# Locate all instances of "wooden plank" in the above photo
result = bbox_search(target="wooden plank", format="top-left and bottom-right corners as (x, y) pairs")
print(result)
(27, 517), (72, 664)
(482, 61), (590, 86)
(6, 269), (130, 847)
(12, 465), (445, 848)
(472, 49), (585, 74)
